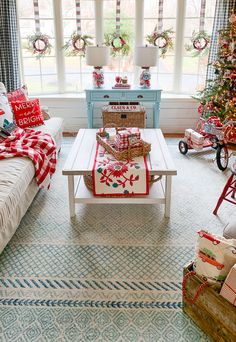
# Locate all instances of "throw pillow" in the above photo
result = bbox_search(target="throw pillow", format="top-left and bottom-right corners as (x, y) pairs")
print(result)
(11, 98), (44, 129)
(7, 85), (28, 103)
(41, 106), (51, 120)
(0, 93), (14, 124)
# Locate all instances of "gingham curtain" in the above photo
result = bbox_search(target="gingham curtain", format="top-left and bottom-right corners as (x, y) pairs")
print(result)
(206, 0), (236, 82)
(0, 0), (20, 92)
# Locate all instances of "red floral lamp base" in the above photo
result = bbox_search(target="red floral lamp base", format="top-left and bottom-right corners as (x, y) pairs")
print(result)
(92, 67), (104, 88)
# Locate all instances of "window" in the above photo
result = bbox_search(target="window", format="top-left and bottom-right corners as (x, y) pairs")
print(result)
(144, 0), (177, 91)
(182, 0), (216, 93)
(62, 0), (95, 92)
(17, 0), (216, 95)
(18, 0), (58, 94)
(103, 0), (135, 85)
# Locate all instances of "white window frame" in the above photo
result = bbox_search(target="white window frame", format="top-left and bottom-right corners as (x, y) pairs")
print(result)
(18, 0), (214, 95)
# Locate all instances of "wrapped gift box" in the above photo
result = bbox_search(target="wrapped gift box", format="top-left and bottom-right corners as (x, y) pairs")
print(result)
(220, 264), (236, 306)
(117, 128), (141, 142)
(184, 128), (204, 150)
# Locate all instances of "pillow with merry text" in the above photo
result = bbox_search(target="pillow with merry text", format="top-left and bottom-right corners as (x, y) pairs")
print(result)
(11, 98), (44, 129)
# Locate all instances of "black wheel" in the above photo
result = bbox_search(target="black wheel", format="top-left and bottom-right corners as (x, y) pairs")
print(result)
(216, 144), (228, 171)
(178, 141), (188, 155)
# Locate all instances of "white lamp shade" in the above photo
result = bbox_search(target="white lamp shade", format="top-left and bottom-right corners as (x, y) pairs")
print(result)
(134, 46), (158, 67)
(86, 46), (109, 67)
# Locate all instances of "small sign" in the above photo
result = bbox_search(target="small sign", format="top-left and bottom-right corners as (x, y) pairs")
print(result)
(106, 104), (142, 112)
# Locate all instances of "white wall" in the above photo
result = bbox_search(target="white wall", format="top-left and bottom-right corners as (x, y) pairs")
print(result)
(38, 95), (199, 134)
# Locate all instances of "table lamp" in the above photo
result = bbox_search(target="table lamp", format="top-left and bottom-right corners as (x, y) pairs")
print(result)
(86, 46), (109, 88)
(134, 46), (158, 88)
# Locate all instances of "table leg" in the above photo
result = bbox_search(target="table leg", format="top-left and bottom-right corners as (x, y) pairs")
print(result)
(68, 175), (75, 217)
(165, 175), (172, 218)
(87, 101), (93, 128)
(153, 102), (160, 128)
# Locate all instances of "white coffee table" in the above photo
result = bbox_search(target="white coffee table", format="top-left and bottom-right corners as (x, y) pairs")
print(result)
(62, 129), (177, 218)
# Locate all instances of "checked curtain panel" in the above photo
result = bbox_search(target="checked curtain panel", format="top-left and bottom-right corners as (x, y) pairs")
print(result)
(0, 0), (20, 92)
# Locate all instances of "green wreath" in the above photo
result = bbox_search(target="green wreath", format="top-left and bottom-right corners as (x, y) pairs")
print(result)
(146, 28), (174, 58)
(63, 32), (93, 57)
(27, 33), (52, 58)
(104, 32), (130, 57)
(185, 30), (211, 57)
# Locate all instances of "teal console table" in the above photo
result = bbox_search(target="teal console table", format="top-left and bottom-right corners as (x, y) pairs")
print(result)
(85, 87), (162, 128)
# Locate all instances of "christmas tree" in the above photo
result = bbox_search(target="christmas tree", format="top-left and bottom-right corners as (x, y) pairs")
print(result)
(196, 12), (236, 122)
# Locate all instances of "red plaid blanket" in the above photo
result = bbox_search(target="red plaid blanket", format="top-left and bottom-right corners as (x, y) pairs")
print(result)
(0, 128), (56, 188)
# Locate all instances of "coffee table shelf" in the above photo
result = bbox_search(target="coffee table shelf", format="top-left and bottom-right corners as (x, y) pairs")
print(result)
(74, 175), (165, 204)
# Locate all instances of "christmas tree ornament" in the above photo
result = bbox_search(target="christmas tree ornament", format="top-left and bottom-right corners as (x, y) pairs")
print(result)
(63, 0), (93, 57)
(146, 0), (174, 58)
(104, 0), (130, 57)
(185, 0), (210, 57)
(27, 0), (52, 57)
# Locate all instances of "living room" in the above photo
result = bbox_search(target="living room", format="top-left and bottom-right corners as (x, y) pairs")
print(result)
(0, 0), (236, 341)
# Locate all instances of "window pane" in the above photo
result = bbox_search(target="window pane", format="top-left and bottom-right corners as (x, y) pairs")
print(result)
(62, 0), (95, 19)
(38, 0), (54, 18)
(144, 0), (177, 92)
(144, 0), (177, 18)
(104, 0), (135, 77)
(183, 0), (216, 94)
(62, 0), (95, 92)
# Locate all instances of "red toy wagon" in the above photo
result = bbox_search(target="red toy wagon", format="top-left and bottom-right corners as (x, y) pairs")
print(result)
(178, 116), (236, 171)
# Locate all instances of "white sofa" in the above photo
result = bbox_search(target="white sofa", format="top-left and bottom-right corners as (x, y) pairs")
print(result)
(0, 90), (63, 253)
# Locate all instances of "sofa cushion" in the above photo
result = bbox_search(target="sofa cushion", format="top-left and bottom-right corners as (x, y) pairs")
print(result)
(0, 93), (13, 125)
(0, 117), (63, 231)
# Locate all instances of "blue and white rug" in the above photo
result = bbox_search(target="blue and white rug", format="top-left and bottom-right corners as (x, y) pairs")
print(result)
(0, 137), (235, 341)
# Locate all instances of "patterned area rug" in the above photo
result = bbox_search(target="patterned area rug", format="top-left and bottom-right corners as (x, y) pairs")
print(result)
(0, 137), (235, 342)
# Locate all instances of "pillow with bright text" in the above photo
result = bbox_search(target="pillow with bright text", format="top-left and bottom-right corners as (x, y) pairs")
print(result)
(11, 98), (44, 128)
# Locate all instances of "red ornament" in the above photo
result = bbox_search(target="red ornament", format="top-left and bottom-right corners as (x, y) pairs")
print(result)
(198, 104), (204, 114)
(115, 76), (122, 83)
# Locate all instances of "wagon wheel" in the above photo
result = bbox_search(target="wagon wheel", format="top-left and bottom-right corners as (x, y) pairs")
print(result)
(178, 140), (188, 155)
(216, 144), (228, 171)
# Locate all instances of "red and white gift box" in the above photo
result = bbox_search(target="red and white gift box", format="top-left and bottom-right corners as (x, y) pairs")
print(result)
(114, 127), (141, 151)
(114, 139), (142, 151)
(220, 264), (236, 306)
(117, 128), (141, 142)
(184, 128), (204, 150)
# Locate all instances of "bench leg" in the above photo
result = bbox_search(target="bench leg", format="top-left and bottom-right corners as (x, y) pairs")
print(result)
(165, 176), (172, 218)
(68, 175), (75, 217)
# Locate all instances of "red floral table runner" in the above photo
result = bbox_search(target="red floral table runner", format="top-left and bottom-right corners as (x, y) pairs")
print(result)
(92, 143), (149, 197)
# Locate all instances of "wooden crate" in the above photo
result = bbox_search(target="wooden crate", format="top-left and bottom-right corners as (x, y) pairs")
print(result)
(102, 110), (146, 128)
(183, 263), (236, 342)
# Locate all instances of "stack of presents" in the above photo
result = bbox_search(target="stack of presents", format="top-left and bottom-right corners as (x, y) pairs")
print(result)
(113, 127), (142, 151)
(183, 229), (236, 341)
